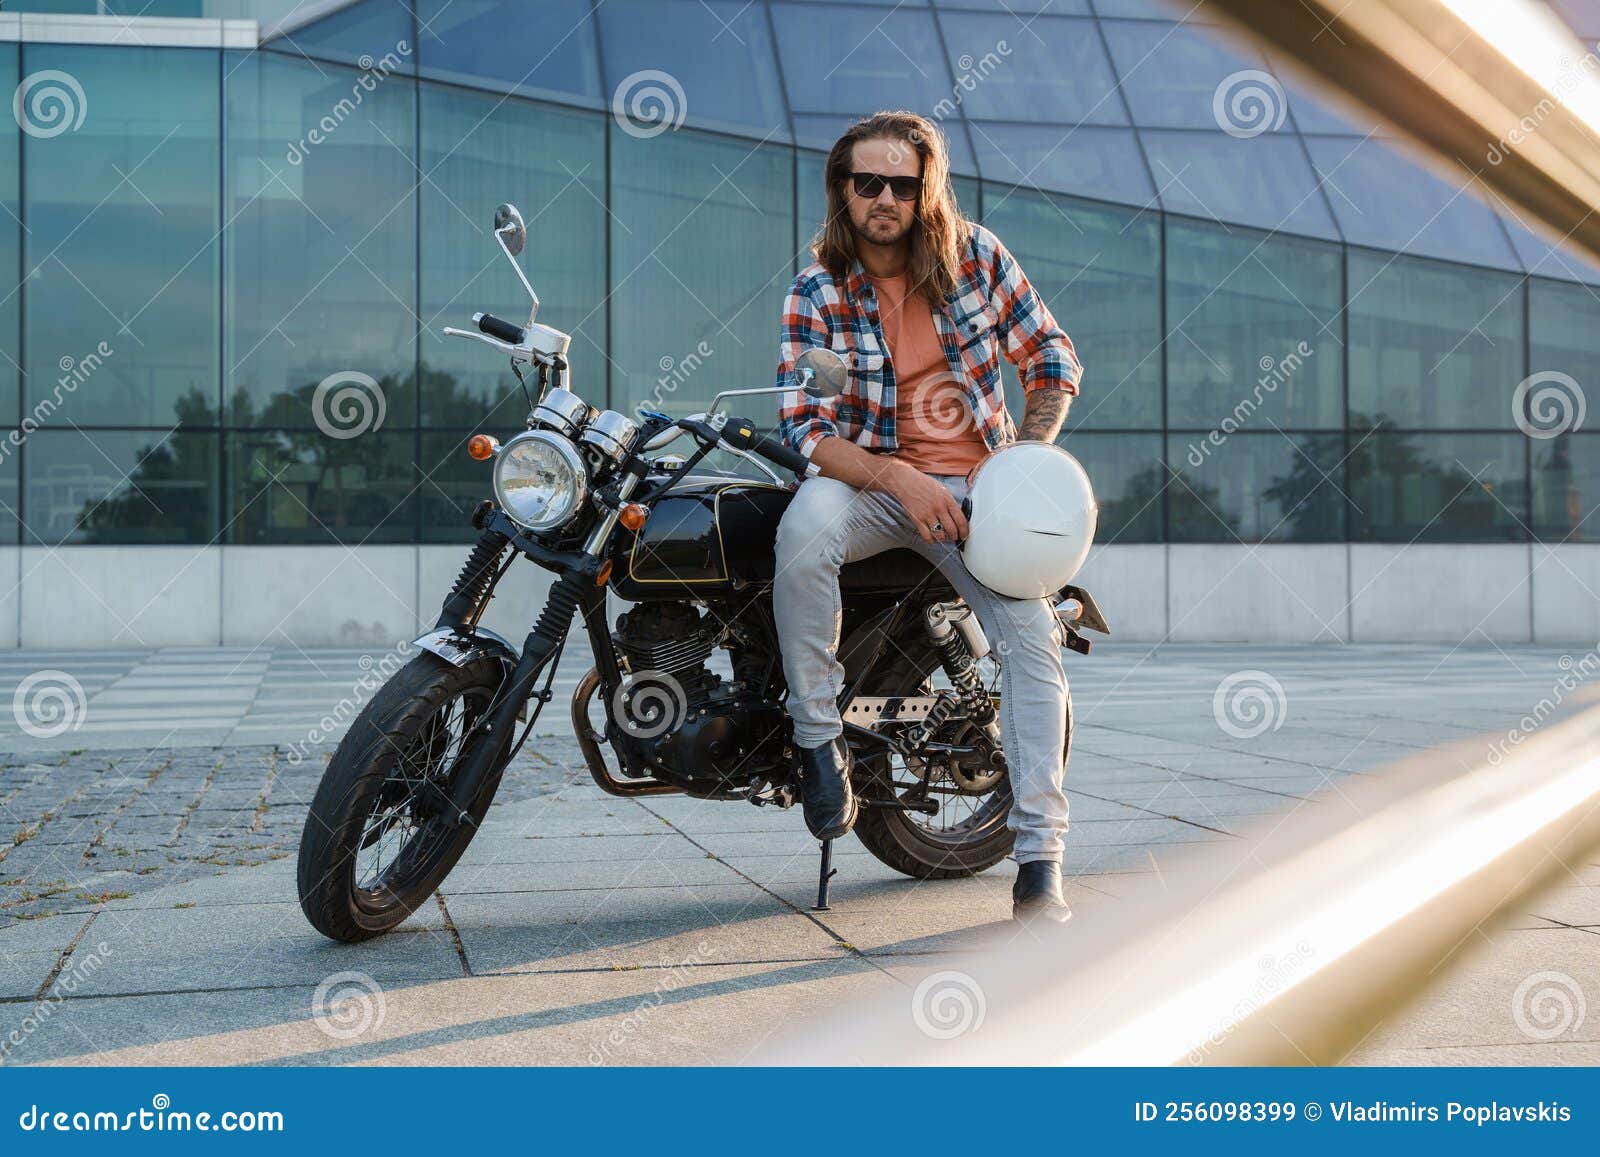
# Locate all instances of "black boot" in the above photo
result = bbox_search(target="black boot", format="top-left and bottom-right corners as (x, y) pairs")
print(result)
(1012, 861), (1073, 923)
(799, 737), (857, 840)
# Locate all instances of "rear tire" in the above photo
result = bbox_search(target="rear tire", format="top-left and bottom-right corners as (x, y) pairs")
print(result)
(851, 642), (1072, 880)
(296, 652), (505, 942)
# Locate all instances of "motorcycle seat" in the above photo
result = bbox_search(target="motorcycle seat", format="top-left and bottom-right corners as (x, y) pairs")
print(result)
(838, 548), (953, 595)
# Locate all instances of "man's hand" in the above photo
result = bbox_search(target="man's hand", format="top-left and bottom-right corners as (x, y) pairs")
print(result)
(808, 437), (969, 544)
(886, 461), (969, 544)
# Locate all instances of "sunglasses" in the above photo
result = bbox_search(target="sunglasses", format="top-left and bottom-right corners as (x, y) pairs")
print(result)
(850, 172), (922, 202)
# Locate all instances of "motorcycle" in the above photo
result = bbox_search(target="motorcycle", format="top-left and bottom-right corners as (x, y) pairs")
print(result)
(296, 203), (1111, 942)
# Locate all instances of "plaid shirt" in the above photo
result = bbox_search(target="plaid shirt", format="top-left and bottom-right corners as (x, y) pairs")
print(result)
(776, 223), (1082, 459)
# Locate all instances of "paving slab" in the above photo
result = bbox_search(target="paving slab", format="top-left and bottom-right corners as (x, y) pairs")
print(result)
(446, 882), (845, 975)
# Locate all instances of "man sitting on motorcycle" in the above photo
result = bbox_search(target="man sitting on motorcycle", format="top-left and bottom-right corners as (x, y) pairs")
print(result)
(774, 110), (1084, 923)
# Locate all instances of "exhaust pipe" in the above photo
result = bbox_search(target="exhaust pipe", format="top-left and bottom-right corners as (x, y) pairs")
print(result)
(571, 667), (681, 798)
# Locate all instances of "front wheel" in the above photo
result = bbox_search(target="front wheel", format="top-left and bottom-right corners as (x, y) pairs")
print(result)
(851, 642), (1072, 880)
(296, 652), (506, 942)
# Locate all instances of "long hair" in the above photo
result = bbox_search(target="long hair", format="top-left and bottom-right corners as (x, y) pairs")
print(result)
(813, 111), (972, 309)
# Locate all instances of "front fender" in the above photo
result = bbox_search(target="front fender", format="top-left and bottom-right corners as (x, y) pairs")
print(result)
(412, 626), (519, 676)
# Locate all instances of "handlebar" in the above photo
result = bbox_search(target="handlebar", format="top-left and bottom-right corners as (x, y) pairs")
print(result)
(718, 415), (818, 479)
(474, 311), (525, 344)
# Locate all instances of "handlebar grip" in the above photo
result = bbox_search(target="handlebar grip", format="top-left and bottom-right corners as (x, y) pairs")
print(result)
(474, 312), (525, 344)
(719, 415), (814, 477)
(752, 431), (812, 477)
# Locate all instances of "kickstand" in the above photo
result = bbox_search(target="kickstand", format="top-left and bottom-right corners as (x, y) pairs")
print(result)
(811, 838), (838, 912)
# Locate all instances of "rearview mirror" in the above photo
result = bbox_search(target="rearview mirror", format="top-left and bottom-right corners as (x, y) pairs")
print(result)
(494, 203), (526, 257)
(796, 347), (847, 399)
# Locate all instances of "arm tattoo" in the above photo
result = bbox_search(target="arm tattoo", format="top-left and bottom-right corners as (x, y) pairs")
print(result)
(1019, 390), (1071, 442)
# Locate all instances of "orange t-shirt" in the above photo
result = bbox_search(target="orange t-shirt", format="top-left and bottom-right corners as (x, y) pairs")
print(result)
(869, 272), (989, 477)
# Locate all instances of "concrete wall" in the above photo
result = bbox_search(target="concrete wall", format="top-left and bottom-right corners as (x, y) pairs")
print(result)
(2, 543), (1595, 648)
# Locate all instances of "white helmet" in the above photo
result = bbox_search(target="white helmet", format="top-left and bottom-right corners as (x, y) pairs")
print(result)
(961, 442), (1097, 600)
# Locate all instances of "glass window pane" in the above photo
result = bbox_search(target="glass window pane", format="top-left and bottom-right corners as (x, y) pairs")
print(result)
(599, 0), (788, 140)
(609, 130), (793, 421)
(1349, 432), (1527, 541)
(1167, 432), (1345, 542)
(983, 185), (1162, 429)
(420, 87), (606, 425)
(225, 52), (417, 428)
(1533, 435), (1600, 541)
(1100, 18), (1267, 129)
(420, 430), (490, 544)
(25, 429), (218, 545)
(1303, 135), (1521, 270)
(228, 429), (416, 544)
(1067, 432), (1163, 543)
(1348, 251), (1525, 430)
(0, 447), (15, 546)
(418, 0), (602, 104)
(969, 122), (1154, 205)
(23, 45), (221, 428)
(270, 0), (415, 72)
(1501, 209), (1600, 284)
(935, 13), (1125, 124)
(1139, 131), (1338, 238)
(1166, 220), (1344, 428)
(1530, 278), (1600, 391)
(772, 4), (958, 116)
(937, 0), (1091, 10)
(1, 42), (18, 424)
(791, 112), (978, 177)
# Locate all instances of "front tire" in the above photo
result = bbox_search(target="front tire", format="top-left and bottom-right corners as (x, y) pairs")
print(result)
(851, 642), (1072, 880)
(296, 652), (505, 942)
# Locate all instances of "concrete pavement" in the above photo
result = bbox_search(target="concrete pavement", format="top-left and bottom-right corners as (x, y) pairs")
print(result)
(2, 643), (1598, 1065)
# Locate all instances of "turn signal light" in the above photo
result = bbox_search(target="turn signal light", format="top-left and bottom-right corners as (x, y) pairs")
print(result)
(595, 559), (614, 587)
(618, 503), (650, 531)
(467, 434), (499, 461)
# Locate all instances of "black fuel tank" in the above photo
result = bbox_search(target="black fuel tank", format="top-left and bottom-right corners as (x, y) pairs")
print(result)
(611, 479), (793, 601)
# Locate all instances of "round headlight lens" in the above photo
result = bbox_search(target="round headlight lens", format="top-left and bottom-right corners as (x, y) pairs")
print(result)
(492, 430), (587, 531)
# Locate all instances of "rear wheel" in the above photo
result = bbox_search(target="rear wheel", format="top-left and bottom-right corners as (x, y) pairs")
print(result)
(851, 642), (1072, 880)
(296, 652), (505, 942)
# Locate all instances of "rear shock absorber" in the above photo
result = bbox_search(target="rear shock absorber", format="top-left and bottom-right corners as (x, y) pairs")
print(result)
(925, 602), (995, 726)
(436, 527), (511, 631)
(903, 602), (998, 755)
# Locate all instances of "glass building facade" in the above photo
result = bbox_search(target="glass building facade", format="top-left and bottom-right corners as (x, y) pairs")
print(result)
(3, 0), (1599, 555)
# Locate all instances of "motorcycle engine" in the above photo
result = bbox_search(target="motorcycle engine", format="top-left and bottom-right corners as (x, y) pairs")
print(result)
(610, 603), (784, 796)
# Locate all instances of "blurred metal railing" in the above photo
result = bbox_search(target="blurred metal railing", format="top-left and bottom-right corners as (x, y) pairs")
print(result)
(759, 699), (1600, 1064)
(1201, 0), (1600, 267)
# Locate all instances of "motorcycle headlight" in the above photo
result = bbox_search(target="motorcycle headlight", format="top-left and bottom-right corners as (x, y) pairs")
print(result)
(492, 430), (588, 532)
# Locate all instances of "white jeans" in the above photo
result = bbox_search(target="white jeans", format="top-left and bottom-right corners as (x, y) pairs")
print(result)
(772, 474), (1071, 864)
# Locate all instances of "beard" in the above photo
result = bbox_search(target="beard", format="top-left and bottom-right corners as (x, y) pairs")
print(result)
(854, 212), (912, 247)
